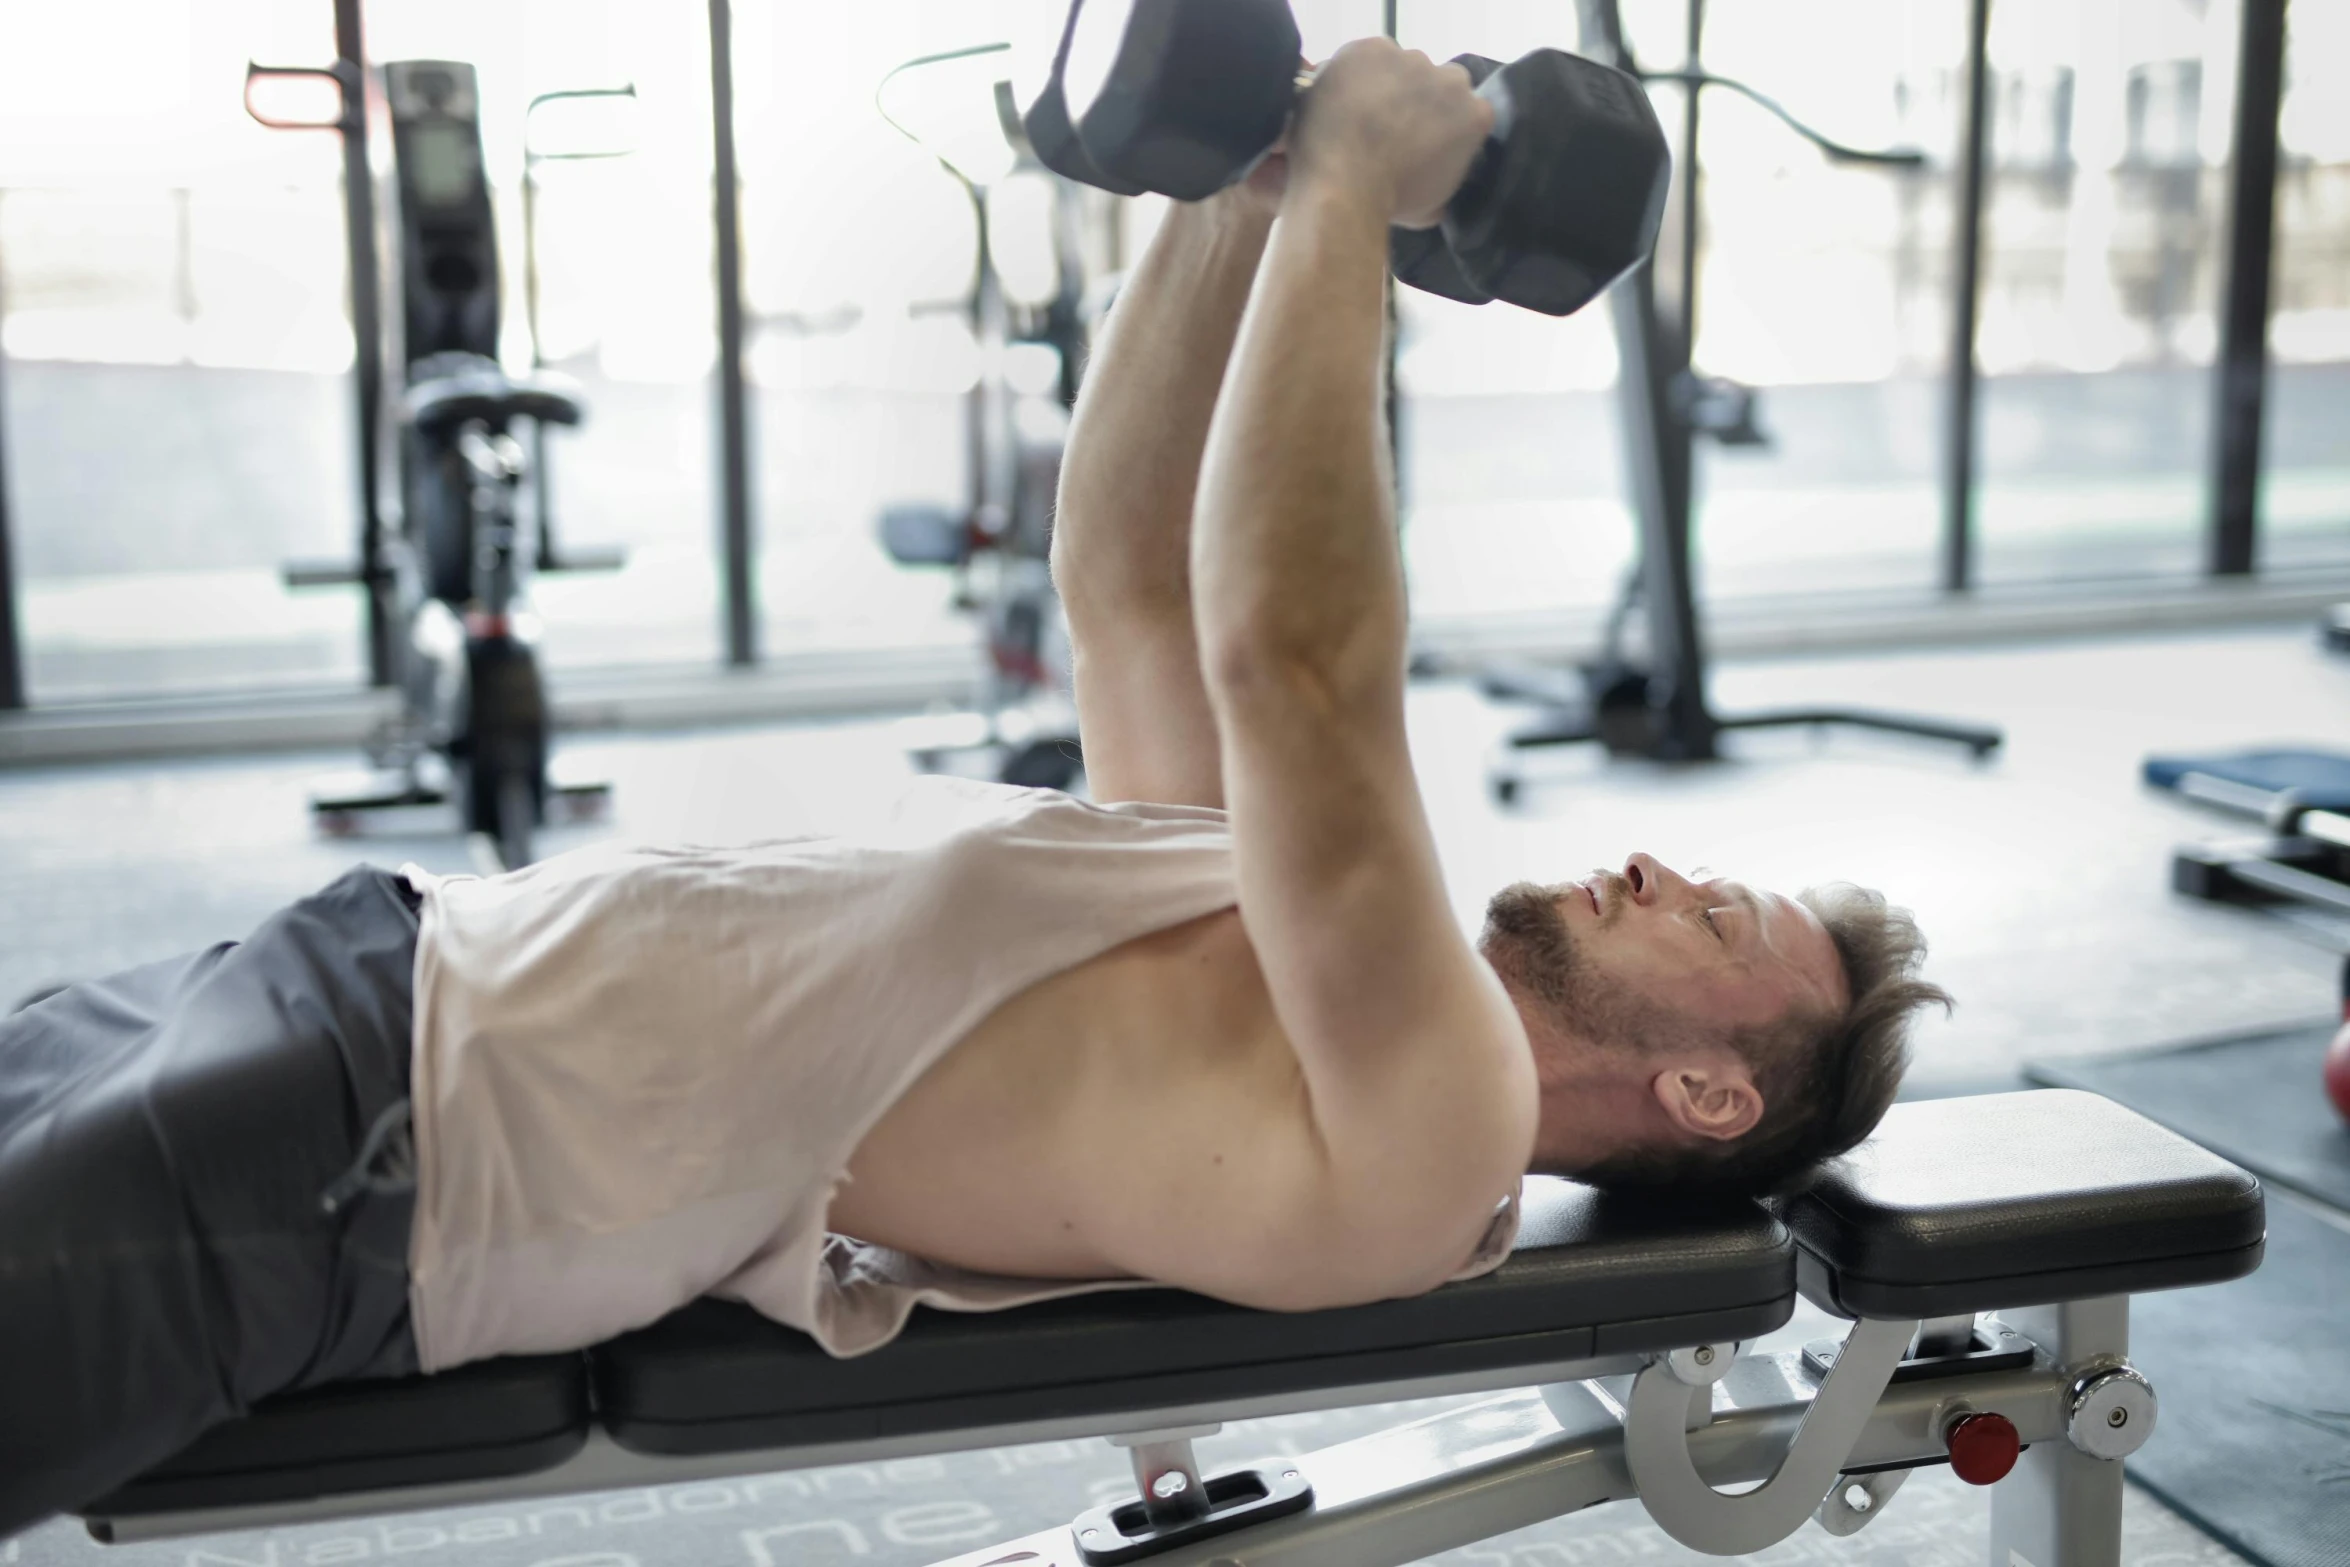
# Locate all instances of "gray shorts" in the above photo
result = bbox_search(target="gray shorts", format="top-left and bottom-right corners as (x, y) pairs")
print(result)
(0, 865), (423, 1538)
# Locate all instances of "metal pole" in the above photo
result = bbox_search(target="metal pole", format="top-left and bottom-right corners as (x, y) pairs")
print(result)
(242, 26), (387, 687)
(0, 200), (24, 711)
(1382, 0), (1402, 505)
(173, 186), (198, 349)
(1647, 0), (1710, 759)
(709, 0), (758, 666)
(1675, 0), (1702, 355)
(522, 168), (544, 367)
(2208, 0), (2287, 577)
(968, 185), (1007, 538)
(315, 2), (397, 687)
(1940, 0), (1992, 594)
(327, 0), (393, 687)
(522, 159), (554, 562)
(1582, 0), (1714, 760)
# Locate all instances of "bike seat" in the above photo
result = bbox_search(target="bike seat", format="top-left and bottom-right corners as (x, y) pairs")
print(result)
(403, 354), (585, 435)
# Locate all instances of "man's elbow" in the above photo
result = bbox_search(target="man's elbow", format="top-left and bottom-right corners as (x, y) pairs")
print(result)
(1252, 1167), (1525, 1314)
(1236, 1211), (1500, 1314)
(1220, 1244), (1437, 1314)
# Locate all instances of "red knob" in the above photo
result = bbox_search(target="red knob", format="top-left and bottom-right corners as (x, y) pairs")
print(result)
(1947, 1412), (2021, 1485)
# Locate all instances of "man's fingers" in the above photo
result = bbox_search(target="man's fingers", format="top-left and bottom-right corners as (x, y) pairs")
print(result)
(1288, 33), (1497, 222)
(1437, 60), (1496, 135)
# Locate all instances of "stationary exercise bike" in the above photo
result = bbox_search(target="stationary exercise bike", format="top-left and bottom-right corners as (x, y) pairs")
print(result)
(373, 348), (586, 872)
(247, 56), (623, 868)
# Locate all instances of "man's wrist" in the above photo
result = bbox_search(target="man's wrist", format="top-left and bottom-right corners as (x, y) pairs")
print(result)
(1184, 185), (1278, 245)
(1138, 190), (1275, 293)
(1278, 159), (1395, 250)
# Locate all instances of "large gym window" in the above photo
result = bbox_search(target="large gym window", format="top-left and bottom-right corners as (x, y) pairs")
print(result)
(731, 3), (983, 669)
(1671, 0), (1956, 607)
(0, 0), (365, 703)
(2263, 0), (2350, 575)
(1966, 0), (2231, 587)
(0, 0), (2342, 717)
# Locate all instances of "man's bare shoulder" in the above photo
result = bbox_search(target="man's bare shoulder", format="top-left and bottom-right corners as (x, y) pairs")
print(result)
(1076, 915), (1533, 1313)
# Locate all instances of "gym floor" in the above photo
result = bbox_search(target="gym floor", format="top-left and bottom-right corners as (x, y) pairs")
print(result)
(5, 621), (2344, 1567)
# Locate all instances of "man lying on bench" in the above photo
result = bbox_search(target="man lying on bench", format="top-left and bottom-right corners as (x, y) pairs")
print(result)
(0, 42), (1947, 1542)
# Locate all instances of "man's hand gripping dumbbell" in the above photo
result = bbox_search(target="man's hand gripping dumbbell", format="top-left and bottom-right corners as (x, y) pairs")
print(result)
(1015, 0), (1671, 316)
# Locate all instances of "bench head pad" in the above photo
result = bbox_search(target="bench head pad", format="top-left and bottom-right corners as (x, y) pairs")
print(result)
(1780, 1089), (2264, 1319)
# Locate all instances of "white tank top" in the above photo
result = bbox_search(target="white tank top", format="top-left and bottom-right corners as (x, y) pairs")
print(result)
(401, 777), (1519, 1373)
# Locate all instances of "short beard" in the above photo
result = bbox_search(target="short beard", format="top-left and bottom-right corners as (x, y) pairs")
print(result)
(1478, 879), (1677, 1058)
(1479, 882), (1583, 1010)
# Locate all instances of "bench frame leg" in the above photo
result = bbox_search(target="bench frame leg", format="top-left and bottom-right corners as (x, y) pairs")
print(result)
(1987, 1297), (2129, 1567)
(924, 1326), (2116, 1567)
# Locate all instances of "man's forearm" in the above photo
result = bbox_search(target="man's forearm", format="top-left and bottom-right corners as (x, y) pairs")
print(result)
(1053, 194), (1275, 620)
(1192, 178), (1401, 693)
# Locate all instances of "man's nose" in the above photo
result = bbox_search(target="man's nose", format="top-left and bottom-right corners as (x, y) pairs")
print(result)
(1622, 852), (1687, 904)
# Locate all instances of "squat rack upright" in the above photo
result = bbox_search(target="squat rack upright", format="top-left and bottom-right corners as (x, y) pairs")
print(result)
(1481, 0), (2004, 796)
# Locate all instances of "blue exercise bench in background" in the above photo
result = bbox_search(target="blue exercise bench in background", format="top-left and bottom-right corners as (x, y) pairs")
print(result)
(2148, 747), (2350, 924)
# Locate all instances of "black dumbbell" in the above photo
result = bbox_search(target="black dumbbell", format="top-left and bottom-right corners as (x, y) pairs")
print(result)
(1436, 47), (1670, 317)
(1374, 47), (1673, 316)
(1013, 0), (1149, 197)
(1019, 1), (1669, 318)
(1019, 12), (1502, 304)
(1388, 53), (1503, 307)
(1027, 0), (1303, 203)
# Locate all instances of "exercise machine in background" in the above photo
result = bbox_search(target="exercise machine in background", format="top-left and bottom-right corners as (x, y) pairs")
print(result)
(245, 44), (627, 869)
(2145, 743), (2350, 1133)
(873, 42), (1092, 793)
(1479, 0), (2003, 801)
(2149, 746), (2350, 935)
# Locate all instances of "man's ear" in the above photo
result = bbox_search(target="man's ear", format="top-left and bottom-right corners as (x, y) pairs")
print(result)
(1650, 1059), (1763, 1143)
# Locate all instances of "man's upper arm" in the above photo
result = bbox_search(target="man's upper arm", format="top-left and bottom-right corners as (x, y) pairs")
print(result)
(1209, 653), (1538, 1279)
(1065, 609), (1225, 808)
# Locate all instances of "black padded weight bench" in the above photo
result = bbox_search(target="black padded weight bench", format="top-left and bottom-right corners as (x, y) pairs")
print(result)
(83, 1090), (2263, 1566)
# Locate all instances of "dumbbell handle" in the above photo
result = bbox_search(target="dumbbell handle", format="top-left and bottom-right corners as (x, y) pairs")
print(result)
(1279, 57), (1519, 194)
